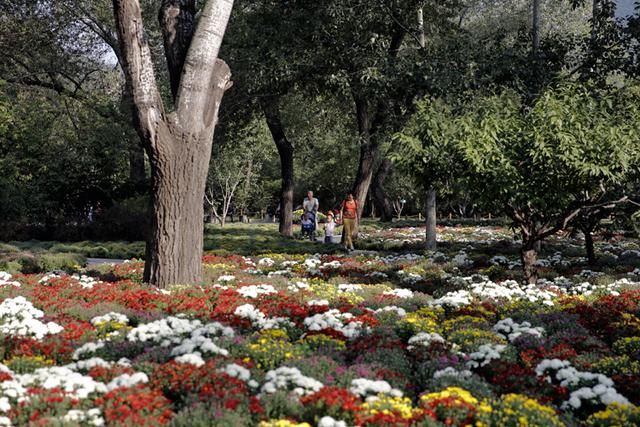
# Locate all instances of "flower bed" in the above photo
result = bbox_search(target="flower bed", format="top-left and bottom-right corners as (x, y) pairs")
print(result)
(0, 234), (639, 425)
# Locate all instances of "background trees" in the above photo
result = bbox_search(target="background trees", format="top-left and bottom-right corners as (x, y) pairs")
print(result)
(2, 0), (640, 286)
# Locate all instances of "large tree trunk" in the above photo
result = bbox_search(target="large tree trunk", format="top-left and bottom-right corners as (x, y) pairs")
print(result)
(114, 0), (233, 288)
(532, 0), (541, 56)
(128, 141), (146, 183)
(584, 228), (596, 266)
(351, 96), (380, 224)
(262, 96), (294, 237)
(145, 130), (211, 285)
(425, 187), (437, 250)
(371, 159), (393, 222)
(521, 240), (538, 284)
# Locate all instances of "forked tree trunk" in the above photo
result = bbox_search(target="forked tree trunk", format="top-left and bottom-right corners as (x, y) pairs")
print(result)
(113, 0), (234, 288)
(425, 187), (437, 250)
(372, 159), (393, 222)
(262, 96), (294, 237)
(352, 103), (378, 223)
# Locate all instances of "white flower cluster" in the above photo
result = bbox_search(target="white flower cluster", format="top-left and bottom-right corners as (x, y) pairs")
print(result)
(350, 378), (402, 398)
(175, 352), (205, 366)
(90, 312), (129, 326)
(288, 281), (309, 293)
(493, 318), (544, 342)
(72, 343), (106, 360)
(261, 366), (323, 396)
(234, 304), (294, 330)
(407, 332), (446, 350)
(376, 253), (423, 264)
(366, 271), (389, 280)
(0, 296), (63, 340)
(258, 257), (275, 267)
(61, 408), (104, 426)
(220, 363), (258, 388)
(66, 357), (130, 371)
(432, 279), (556, 308)
(236, 284), (278, 298)
(374, 306), (407, 317)
(217, 275), (236, 282)
(535, 359), (629, 410)
(106, 372), (148, 391)
(127, 316), (205, 345)
(318, 416), (348, 427)
(433, 367), (473, 379)
(535, 252), (571, 268)
(38, 273), (61, 284)
(0, 272), (20, 288)
(453, 251), (473, 267)
(466, 344), (507, 369)
(397, 270), (422, 285)
(338, 284), (362, 293)
(14, 366), (107, 399)
(71, 274), (102, 289)
(382, 288), (414, 299)
(307, 299), (329, 306)
(304, 309), (368, 339)
(169, 321), (235, 362)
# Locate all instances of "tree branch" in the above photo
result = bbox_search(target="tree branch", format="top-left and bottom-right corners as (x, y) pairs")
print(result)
(176, 0), (234, 132)
(112, 0), (165, 148)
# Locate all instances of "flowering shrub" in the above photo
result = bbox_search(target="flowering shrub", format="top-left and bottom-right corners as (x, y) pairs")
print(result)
(0, 229), (639, 425)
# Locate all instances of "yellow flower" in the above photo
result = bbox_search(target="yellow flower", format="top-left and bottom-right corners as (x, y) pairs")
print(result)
(258, 420), (312, 427)
(361, 395), (422, 420)
(421, 387), (479, 406)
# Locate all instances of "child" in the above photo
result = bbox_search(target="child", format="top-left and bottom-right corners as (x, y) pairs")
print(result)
(301, 213), (313, 228)
(324, 211), (336, 243)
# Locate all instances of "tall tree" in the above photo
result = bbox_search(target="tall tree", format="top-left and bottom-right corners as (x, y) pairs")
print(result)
(112, 0), (234, 287)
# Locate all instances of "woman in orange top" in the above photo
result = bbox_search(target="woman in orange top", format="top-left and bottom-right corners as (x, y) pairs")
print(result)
(340, 193), (358, 252)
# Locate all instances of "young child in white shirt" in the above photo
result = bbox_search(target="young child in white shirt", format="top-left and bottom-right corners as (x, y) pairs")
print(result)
(324, 211), (336, 243)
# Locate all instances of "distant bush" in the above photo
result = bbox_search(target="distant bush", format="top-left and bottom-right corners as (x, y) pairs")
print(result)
(3, 252), (85, 274)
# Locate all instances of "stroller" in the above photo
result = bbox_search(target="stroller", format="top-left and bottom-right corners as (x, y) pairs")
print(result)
(300, 212), (316, 241)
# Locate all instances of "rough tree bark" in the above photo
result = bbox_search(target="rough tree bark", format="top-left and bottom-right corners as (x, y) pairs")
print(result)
(425, 187), (437, 250)
(583, 228), (596, 266)
(350, 29), (404, 223)
(262, 96), (294, 237)
(371, 159), (393, 222)
(521, 239), (538, 284)
(113, 0), (234, 288)
(532, 0), (541, 56)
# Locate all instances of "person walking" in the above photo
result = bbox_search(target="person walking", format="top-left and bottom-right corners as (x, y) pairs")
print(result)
(303, 190), (319, 228)
(340, 193), (358, 252)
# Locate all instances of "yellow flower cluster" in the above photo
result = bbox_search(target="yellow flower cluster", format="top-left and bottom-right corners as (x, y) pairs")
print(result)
(477, 394), (563, 427)
(302, 333), (346, 351)
(258, 420), (312, 427)
(361, 395), (422, 420)
(447, 328), (506, 352)
(246, 330), (303, 369)
(309, 282), (364, 305)
(613, 336), (640, 357)
(94, 320), (131, 339)
(4, 355), (54, 373)
(421, 387), (480, 406)
(204, 263), (234, 270)
(586, 403), (640, 426)
(443, 315), (490, 333)
(592, 355), (640, 376)
(398, 307), (444, 335)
